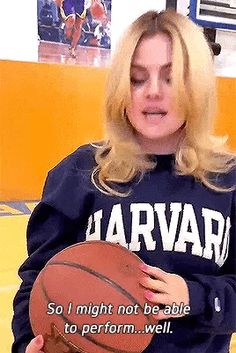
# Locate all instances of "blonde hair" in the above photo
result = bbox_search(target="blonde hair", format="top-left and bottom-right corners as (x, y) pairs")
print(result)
(91, 9), (236, 196)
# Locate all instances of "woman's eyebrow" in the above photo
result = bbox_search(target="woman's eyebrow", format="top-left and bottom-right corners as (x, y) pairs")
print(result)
(130, 64), (146, 72)
(131, 62), (172, 70)
(162, 62), (172, 70)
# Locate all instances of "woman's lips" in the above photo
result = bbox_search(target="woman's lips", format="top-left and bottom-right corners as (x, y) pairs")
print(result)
(142, 111), (167, 118)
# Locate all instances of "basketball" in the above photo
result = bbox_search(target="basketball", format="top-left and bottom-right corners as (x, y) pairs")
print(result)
(29, 241), (156, 353)
(90, 1), (106, 20)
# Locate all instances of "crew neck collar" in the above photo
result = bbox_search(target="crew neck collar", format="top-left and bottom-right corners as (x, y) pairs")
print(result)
(151, 153), (175, 160)
(149, 153), (175, 170)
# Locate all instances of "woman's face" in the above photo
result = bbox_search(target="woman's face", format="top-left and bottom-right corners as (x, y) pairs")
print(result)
(127, 33), (186, 154)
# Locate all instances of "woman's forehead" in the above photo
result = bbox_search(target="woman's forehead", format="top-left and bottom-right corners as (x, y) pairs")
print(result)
(132, 33), (172, 69)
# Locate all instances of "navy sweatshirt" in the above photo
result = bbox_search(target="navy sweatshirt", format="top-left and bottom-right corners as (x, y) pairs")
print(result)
(12, 143), (236, 353)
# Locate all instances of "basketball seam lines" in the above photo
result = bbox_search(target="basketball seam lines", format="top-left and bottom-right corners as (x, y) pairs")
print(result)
(40, 261), (151, 353)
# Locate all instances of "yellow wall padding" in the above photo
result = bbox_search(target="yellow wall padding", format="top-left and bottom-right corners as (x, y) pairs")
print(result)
(0, 60), (106, 200)
(0, 60), (235, 201)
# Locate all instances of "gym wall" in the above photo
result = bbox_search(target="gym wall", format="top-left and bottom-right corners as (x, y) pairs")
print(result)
(0, 60), (235, 201)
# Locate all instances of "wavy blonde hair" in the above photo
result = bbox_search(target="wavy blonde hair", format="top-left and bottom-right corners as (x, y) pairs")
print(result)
(91, 9), (236, 196)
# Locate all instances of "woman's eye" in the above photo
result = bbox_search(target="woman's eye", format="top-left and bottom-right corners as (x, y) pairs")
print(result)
(130, 78), (145, 85)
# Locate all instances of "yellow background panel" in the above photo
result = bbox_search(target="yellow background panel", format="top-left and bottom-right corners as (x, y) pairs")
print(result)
(0, 60), (106, 201)
(0, 61), (235, 201)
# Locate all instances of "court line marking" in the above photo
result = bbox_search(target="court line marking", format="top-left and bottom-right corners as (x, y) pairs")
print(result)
(0, 285), (19, 293)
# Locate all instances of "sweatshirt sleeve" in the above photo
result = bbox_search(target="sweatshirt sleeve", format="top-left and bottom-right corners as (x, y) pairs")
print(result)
(11, 147), (94, 353)
(185, 190), (236, 334)
(11, 202), (80, 353)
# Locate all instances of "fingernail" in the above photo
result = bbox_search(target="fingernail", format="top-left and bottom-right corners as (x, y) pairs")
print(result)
(145, 290), (153, 299)
(35, 335), (44, 346)
(140, 263), (148, 270)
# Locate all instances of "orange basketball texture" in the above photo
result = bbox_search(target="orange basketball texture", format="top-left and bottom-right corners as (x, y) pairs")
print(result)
(90, 2), (106, 20)
(29, 241), (156, 353)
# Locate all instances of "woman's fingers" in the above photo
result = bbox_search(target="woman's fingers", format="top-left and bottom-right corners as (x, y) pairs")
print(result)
(25, 335), (44, 353)
(140, 264), (169, 282)
(140, 276), (168, 293)
(143, 290), (171, 305)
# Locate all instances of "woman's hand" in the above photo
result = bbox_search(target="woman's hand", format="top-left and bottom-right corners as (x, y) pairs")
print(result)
(139, 264), (190, 321)
(25, 335), (44, 353)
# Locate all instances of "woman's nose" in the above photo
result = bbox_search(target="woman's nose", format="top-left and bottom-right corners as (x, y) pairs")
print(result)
(146, 78), (163, 99)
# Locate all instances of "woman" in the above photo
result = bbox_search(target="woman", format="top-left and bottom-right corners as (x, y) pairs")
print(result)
(12, 9), (236, 353)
